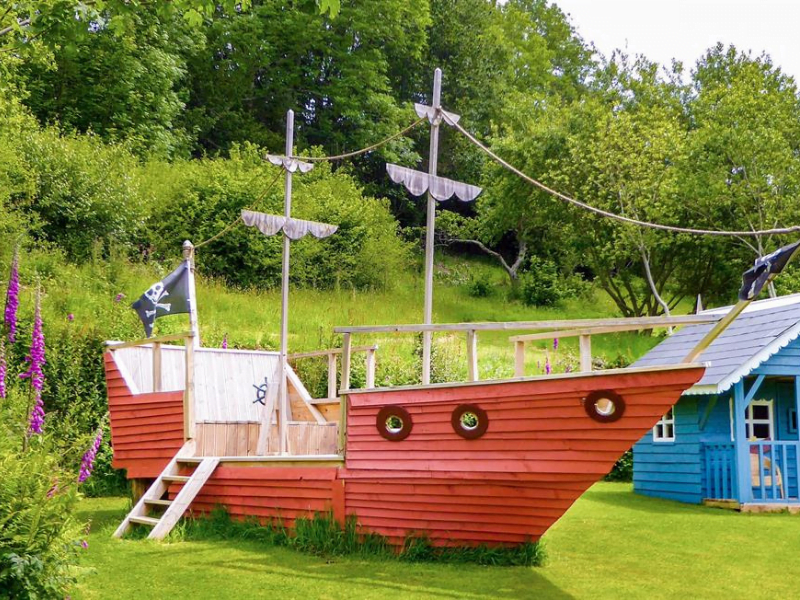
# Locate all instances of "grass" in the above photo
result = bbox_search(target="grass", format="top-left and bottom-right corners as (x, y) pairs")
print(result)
(72, 483), (800, 599)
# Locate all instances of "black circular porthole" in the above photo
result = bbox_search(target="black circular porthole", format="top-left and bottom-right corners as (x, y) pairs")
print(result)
(376, 406), (413, 441)
(583, 390), (626, 423)
(451, 404), (489, 439)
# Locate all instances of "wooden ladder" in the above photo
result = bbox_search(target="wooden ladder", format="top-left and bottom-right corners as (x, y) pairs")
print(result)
(113, 443), (219, 540)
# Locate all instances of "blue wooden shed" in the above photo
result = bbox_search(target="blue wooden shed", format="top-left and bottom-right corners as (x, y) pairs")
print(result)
(632, 294), (800, 509)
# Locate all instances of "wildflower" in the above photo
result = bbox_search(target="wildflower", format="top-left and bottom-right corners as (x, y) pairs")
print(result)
(28, 390), (45, 435)
(114, 292), (125, 303)
(20, 290), (45, 392)
(81, 540), (89, 550)
(0, 338), (5, 399)
(565, 365), (573, 373)
(553, 338), (559, 351)
(78, 428), (103, 483)
(545, 355), (552, 375)
(4, 249), (19, 343)
(222, 333), (228, 349)
(67, 313), (74, 322)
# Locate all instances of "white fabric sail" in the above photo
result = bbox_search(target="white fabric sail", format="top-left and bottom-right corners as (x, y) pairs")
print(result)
(414, 103), (461, 125)
(241, 210), (338, 240)
(386, 163), (482, 202)
(265, 154), (314, 174)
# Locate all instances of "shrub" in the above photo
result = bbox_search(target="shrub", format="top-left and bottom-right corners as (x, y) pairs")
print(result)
(519, 257), (562, 307)
(605, 450), (633, 482)
(0, 393), (84, 600)
(467, 276), (493, 298)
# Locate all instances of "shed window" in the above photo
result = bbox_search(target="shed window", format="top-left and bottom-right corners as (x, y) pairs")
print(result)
(745, 400), (773, 440)
(653, 407), (675, 442)
(789, 408), (798, 434)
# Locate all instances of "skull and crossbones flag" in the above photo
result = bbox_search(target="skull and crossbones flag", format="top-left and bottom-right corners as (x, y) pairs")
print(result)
(131, 262), (192, 337)
(738, 240), (800, 301)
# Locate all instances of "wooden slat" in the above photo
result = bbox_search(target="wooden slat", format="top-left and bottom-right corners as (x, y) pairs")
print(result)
(107, 331), (194, 351)
(466, 330), (478, 382)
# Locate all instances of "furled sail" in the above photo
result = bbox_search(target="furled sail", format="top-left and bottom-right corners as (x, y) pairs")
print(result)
(414, 103), (460, 125)
(241, 210), (338, 240)
(386, 164), (482, 202)
(265, 154), (314, 174)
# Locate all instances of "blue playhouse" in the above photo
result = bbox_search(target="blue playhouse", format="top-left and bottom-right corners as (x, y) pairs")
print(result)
(632, 294), (800, 509)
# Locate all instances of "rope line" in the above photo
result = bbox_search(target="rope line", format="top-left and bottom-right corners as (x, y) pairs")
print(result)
(291, 117), (426, 162)
(448, 116), (800, 238)
(195, 169), (284, 249)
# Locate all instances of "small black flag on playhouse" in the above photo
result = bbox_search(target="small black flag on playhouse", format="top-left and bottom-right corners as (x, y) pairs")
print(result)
(131, 262), (191, 337)
(738, 241), (800, 301)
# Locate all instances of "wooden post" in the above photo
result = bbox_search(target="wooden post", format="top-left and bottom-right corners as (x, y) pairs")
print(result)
(341, 333), (352, 392)
(422, 68), (443, 386)
(182, 241), (200, 348)
(365, 347), (376, 389)
(467, 330), (478, 382)
(579, 335), (592, 372)
(733, 380), (751, 504)
(338, 395), (347, 457)
(515, 340), (525, 377)
(327, 352), (337, 400)
(278, 110), (294, 456)
(152, 341), (162, 392)
(183, 335), (196, 441)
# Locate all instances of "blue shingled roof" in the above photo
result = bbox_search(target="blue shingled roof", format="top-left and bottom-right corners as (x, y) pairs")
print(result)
(632, 294), (800, 394)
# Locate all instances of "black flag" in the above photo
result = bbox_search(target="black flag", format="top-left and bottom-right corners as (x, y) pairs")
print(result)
(738, 241), (800, 301)
(131, 262), (191, 337)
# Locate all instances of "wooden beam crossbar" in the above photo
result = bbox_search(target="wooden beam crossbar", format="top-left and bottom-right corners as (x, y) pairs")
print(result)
(106, 331), (195, 351)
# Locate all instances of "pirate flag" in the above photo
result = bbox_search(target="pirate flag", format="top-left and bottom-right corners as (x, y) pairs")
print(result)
(738, 241), (800, 301)
(131, 262), (191, 337)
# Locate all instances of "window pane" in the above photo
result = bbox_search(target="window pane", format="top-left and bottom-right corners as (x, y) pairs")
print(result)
(665, 424), (674, 438)
(753, 405), (770, 420)
(753, 423), (770, 439)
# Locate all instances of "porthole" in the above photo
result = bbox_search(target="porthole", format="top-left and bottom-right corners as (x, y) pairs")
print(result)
(376, 406), (413, 441)
(451, 404), (489, 439)
(583, 390), (626, 423)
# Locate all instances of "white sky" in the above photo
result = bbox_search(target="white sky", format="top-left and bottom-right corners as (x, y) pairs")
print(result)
(553, 0), (800, 80)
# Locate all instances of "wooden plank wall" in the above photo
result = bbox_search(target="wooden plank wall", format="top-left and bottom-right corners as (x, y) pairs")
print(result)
(195, 423), (339, 456)
(105, 353), (185, 479)
(342, 367), (704, 545)
(168, 466), (342, 527)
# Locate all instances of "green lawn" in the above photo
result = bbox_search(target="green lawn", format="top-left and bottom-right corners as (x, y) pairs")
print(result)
(73, 483), (800, 600)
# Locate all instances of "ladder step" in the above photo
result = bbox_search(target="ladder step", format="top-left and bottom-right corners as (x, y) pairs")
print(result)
(176, 457), (203, 465)
(162, 475), (190, 483)
(144, 499), (172, 507)
(129, 516), (160, 527)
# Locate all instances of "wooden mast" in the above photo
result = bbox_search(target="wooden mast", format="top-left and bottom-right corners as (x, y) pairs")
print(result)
(182, 240), (200, 348)
(278, 110), (295, 455)
(422, 68), (442, 386)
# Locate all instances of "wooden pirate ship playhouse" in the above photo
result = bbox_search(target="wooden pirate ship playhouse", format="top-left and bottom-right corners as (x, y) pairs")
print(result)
(103, 71), (800, 548)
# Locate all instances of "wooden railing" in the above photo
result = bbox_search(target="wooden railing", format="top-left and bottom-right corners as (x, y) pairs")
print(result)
(749, 441), (800, 502)
(106, 331), (196, 441)
(289, 345), (378, 401)
(334, 315), (717, 390)
(703, 443), (736, 501)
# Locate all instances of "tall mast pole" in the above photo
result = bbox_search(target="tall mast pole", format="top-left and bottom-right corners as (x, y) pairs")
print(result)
(182, 240), (200, 348)
(422, 68), (442, 385)
(279, 109), (294, 454)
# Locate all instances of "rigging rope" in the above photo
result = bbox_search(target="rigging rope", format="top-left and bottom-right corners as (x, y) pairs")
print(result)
(194, 169), (284, 249)
(448, 116), (800, 238)
(290, 117), (426, 162)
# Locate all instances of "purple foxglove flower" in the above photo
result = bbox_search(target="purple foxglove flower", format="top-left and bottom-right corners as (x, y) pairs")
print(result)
(67, 313), (74, 322)
(545, 356), (552, 375)
(222, 333), (228, 349)
(114, 293), (125, 303)
(553, 338), (559, 351)
(78, 428), (103, 483)
(28, 390), (45, 435)
(0, 338), (5, 399)
(4, 250), (19, 343)
(20, 292), (45, 392)
(81, 540), (89, 549)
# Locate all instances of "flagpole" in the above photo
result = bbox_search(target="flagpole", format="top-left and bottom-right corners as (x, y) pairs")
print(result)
(182, 240), (200, 348)
(278, 110), (294, 455)
(422, 68), (442, 385)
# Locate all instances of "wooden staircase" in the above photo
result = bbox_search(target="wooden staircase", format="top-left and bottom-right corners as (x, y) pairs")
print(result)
(113, 442), (219, 540)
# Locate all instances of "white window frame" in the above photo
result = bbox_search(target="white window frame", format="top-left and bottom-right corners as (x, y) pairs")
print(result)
(653, 407), (676, 442)
(745, 399), (774, 441)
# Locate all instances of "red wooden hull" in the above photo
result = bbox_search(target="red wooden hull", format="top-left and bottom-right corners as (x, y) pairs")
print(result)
(105, 350), (703, 546)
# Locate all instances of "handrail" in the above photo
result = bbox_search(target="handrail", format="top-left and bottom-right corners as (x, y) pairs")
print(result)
(289, 344), (377, 360)
(105, 331), (194, 351)
(333, 315), (717, 335)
